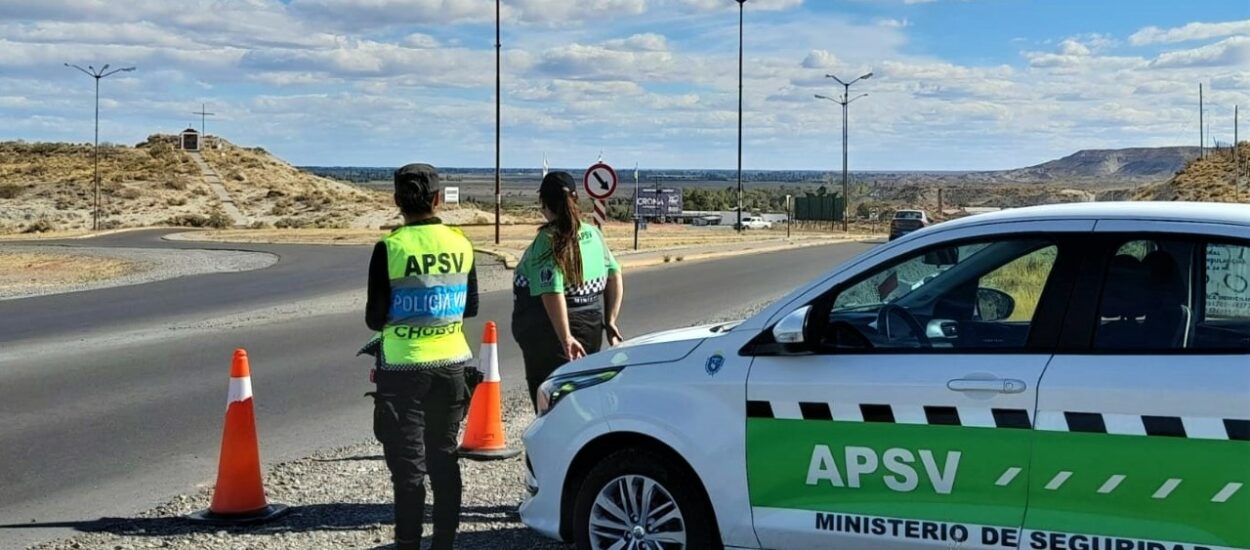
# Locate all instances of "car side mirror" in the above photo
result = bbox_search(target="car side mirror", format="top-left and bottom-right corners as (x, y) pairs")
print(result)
(772, 306), (811, 344)
(977, 288), (1016, 322)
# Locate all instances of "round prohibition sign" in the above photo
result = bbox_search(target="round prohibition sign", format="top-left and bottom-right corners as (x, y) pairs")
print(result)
(583, 162), (618, 200)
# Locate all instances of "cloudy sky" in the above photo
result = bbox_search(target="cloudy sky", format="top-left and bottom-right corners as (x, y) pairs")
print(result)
(0, 0), (1246, 170)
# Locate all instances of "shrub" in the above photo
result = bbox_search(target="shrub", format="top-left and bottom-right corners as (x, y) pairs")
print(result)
(22, 218), (56, 233)
(115, 187), (141, 200)
(165, 213), (210, 227)
(0, 183), (24, 199)
(274, 217), (309, 229)
(167, 197), (188, 207)
(249, 220), (273, 229)
(192, 187), (209, 196)
(207, 208), (232, 229)
(164, 178), (188, 191)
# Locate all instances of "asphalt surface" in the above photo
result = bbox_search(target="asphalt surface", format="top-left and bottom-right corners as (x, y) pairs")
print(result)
(0, 230), (872, 549)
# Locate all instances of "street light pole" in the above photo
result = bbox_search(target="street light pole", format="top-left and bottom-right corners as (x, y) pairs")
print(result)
(736, 0), (747, 233)
(65, 63), (135, 231)
(818, 71), (872, 232)
(494, 0), (502, 245)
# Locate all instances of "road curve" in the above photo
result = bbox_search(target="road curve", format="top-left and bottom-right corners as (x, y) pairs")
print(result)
(0, 231), (872, 549)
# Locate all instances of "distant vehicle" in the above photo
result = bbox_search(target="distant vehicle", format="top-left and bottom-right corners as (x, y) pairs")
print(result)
(890, 209), (930, 240)
(736, 216), (773, 230)
(521, 202), (1250, 550)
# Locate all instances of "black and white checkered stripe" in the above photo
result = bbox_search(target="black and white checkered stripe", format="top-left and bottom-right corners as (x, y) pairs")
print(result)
(513, 274), (606, 296)
(746, 401), (1249, 441)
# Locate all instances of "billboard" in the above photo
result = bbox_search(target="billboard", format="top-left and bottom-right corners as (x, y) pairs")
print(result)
(635, 188), (683, 218)
(793, 194), (845, 222)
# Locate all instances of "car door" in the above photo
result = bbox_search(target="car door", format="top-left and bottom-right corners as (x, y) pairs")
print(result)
(745, 229), (1082, 549)
(1026, 226), (1250, 550)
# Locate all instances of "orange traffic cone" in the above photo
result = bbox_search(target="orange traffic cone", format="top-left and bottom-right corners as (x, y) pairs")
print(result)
(188, 349), (290, 524)
(458, 322), (522, 461)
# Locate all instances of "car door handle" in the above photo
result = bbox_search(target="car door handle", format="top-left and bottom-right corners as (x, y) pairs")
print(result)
(947, 378), (1027, 394)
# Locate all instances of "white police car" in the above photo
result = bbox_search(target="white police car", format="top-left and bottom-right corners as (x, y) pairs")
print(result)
(521, 202), (1250, 550)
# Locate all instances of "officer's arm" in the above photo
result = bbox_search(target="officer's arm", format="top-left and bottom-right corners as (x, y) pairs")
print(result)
(604, 271), (624, 339)
(365, 242), (390, 331)
(463, 263), (479, 319)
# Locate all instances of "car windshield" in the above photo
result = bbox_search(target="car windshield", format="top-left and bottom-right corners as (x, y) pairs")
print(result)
(895, 211), (923, 220)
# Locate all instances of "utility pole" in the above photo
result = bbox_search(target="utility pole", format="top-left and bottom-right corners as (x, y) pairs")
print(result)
(736, 0), (747, 233)
(191, 103), (215, 138)
(1200, 83), (1205, 160)
(493, 0), (502, 245)
(1236, 104), (1241, 202)
(816, 71), (872, 232)
(64, 63), (136, 231)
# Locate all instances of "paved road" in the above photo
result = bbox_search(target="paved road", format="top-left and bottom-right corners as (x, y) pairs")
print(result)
(0, 231), (872, 549)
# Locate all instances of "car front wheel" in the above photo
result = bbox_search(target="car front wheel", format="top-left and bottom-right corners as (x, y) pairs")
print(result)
(573, 448), (719, 550)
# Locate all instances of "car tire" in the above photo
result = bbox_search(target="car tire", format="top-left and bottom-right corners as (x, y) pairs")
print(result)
(572, 448), (720, 550)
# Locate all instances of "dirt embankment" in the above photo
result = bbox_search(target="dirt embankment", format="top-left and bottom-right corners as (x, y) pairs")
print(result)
(1135, 142), (1249, 203)
(0, 135), (513, 235)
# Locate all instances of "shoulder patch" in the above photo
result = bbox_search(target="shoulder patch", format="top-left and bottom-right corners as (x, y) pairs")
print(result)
(540, 266), (555, 285)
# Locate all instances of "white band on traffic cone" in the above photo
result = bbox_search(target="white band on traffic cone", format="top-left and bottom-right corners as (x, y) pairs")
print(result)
(479, 342), (501, 383)
(227, 376), (253, 406)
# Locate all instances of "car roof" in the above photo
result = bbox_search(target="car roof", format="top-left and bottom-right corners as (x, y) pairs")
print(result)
(937, 201), (1250, 230)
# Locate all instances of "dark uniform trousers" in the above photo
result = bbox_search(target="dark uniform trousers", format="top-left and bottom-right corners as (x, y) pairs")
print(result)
(516, 306), (604, 409)
(371, 366), (470, 550)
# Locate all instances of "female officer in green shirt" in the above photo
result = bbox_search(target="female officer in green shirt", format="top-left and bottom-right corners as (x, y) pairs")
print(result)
(512, 171), (624, 408)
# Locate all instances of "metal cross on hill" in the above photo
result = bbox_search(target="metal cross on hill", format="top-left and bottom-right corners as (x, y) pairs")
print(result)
(192, 103), (216, 137)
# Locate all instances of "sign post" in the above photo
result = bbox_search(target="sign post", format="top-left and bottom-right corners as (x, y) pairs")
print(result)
(584, 162), (618, 229)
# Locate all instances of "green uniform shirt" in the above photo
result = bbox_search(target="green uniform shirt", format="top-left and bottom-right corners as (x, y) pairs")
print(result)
(513, 223), (620, 317)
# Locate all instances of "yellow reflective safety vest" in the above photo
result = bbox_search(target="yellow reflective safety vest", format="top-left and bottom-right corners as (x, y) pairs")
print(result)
(378, 224), (475, 369)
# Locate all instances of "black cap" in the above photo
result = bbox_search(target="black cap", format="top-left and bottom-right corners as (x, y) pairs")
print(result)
(394, 163), (440, 198)
(540, 171), (577, 198)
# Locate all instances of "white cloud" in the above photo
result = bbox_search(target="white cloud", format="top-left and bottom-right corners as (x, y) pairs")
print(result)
(801, 49), (838, 69)
(876, 18), (910, 29)
(678, 0), (803, 12)
(1057, 38), (1091, 57)
(1130, 19), (1250, 46)
(602, 33), (669, 52)
(1150, 36), (1250, 68)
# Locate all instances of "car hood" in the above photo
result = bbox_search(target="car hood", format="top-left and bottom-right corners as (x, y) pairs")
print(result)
(551, 321), (741, 376)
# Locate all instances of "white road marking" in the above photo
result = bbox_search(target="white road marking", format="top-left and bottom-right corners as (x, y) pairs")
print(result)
(1098, 475), (1126, 494)
(1213, 483), (1243, 503)
(996, 467), (1022, 487)
(1045, 471), (1072, 491)
(1153, 479), (1182, 499)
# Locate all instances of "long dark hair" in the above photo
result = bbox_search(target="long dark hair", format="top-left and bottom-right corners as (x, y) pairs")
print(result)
(539, 174), (584, 286)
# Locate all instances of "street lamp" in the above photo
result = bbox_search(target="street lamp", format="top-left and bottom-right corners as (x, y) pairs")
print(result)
(818, 71), (872, 232)
(494, 0), (502, 245)
(65, 63), (136, 231)
(736, 0), (747, 233)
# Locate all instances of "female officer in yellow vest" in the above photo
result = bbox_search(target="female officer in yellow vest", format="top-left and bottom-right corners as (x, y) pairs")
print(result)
(363, 163), (477, 550)
(512, 171), (624, 408)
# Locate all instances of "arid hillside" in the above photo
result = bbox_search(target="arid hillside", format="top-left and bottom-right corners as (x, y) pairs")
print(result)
(0, 135), (496, 234)
(1135, 143), (1249, 202)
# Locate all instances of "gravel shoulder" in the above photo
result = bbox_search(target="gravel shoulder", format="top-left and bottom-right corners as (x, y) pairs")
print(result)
(0, 245), (278, 301)
(25, 298), (778, 550)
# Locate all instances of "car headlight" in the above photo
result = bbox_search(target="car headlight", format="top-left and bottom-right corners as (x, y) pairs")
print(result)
(536, 369), (620, 417)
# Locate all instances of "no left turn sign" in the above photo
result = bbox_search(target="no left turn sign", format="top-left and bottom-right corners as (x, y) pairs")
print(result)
(584, 162), (618, 200)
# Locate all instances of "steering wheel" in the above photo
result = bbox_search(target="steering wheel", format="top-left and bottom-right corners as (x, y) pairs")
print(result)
(876, 304), (931, 348)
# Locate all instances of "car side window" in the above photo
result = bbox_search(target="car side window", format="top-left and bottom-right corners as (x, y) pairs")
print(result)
(1092, 237), (1250, 352)
(1198, 243), (1250, 350)
(824, 238), (1058, 352)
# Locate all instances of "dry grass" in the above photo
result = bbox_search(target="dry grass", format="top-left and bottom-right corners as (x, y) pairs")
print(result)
(0, 251), (139, 292)
(1136, 142), (1249, 203)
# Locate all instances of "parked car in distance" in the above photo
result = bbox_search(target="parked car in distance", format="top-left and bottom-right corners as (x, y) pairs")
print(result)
(736, 216), (773, 230)
(890, 209), (930, 240)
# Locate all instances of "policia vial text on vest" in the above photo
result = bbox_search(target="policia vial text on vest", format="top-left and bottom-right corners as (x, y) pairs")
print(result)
(360, 163), (480, 550)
